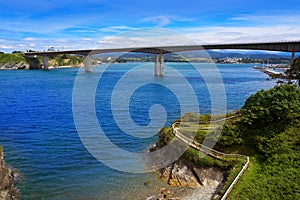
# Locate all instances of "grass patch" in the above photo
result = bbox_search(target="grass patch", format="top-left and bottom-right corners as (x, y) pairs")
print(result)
(227, 156), (261, 199)
(0, 53), (27, 64)
(216, 157), (247, 199)
(181, 148), (241, 171)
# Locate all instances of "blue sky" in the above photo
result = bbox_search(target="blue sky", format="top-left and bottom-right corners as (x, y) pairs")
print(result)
(0, 0), (300, 52)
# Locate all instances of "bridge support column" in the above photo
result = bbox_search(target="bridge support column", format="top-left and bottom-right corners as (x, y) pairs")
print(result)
(42, 56), (49, 70)
(291, 51), (295, 65)
(84, 55), (92, 72)
(288, 51), (296, 83)
(154, 54), (159, 76)
(159, 53), (164, 76)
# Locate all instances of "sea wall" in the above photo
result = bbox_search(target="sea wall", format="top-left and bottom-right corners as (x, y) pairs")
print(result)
(0, 147), (20, 200)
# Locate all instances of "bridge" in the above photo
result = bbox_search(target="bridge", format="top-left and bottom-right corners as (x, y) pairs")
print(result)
(24, 41), (300, 76)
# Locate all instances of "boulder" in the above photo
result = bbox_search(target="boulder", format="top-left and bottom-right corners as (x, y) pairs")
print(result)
(168, 163), (201, 187)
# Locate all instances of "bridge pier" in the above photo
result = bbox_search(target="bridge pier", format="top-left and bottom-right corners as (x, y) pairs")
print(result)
(154, 54), (159, 76)
(84, 55), (92, 72)
(159, 53), (164, 76)
(291, 51), (295, 65)
(42, 56), (49, 70)
(288, 51), (296, 83)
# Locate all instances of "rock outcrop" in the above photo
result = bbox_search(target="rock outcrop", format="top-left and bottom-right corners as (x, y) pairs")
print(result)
(168, 162), (202, 187)
(0, 62), (29, 70)
(193, 167), (224, 187)
(160, 161), (224, 188)
(0, 147), (20, 200)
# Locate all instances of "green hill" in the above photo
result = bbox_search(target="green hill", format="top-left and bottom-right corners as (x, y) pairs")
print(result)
(157, 84), (300, 199)
(0, 53), (26, 64)
(0, 52), (84, 69)
(218, 84), (300, 199)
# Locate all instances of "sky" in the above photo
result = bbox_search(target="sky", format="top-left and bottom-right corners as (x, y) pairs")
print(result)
(0, 0), (300, 52)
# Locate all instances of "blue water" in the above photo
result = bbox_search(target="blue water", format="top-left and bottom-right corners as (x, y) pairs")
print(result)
(0, 63), (276, 199)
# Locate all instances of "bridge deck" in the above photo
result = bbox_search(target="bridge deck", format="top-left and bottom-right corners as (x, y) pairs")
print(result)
(24, 41), (300, 57)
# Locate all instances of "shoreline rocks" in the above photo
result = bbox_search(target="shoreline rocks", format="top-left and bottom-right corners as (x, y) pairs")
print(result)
(160, 161), (224, 188)
(0, 148), (20, 200)
(153, 160), (224, 200)
(0, 62), (29, 70)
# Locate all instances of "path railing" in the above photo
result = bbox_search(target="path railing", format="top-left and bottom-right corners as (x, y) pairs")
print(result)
(171, 119), (249, 200)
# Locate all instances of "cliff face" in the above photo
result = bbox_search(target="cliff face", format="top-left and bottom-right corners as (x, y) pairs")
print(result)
(0, 147), (20, 200)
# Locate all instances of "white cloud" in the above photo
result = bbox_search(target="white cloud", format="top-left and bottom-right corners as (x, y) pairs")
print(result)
(183, 25), (300, 44)
(96, 28), (196, 49)
(99, 26), (132, 33)
(141, 16), (171, 27)
(230, 14), (300, 25)
(82, 38), (93, 41)
(0, 37), (99, 52)
(23, 37), (36, 41)
(1, 12), (300, 53)
(172, 13), (300, 45)
(0, 45), (13, 49)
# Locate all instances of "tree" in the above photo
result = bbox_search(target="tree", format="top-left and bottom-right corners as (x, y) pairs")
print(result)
(12, 51), (22, 54)
(240, 85), (300, 146)
(286, 57), (300, 86)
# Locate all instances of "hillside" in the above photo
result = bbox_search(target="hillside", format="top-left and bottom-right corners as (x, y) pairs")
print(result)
(219, 84), (300, 199)
(0, 53), (84, 70)
(156, 84), (300, 199)
(48, 54), (84, 67)
(0, 53), (30, 69)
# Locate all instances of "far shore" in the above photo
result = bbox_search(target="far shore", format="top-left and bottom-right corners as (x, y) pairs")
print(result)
(48, 65), (82, 69)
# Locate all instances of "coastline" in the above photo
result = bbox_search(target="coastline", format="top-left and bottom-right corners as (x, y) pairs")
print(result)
(0, 147), (20, 200)
(145, 137), (224, 199)
(48, 65), (82, 69)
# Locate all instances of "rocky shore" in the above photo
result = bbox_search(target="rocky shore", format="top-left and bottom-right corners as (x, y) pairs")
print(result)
(160, 161), (223, 188)
(146, 160), (224, 200)
(0, 62), (29, 70)
(0, 147), (20, 200)
(146, 150), (224, 199)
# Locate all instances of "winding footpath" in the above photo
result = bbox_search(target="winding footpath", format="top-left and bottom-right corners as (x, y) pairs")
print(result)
(171, 116), (249, 200)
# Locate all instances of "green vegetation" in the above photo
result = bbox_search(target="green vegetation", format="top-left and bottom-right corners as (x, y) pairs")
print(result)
(157, 111), (243, 170)
(156, 127), (174, 148)
(287, 56), (300, 86)
(49, 54), (83, 66)
(0, 52), (27, 64)
(157, 84), (300, 199)
(0, 52), (83, 69)
(219, 85), (300, 199)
